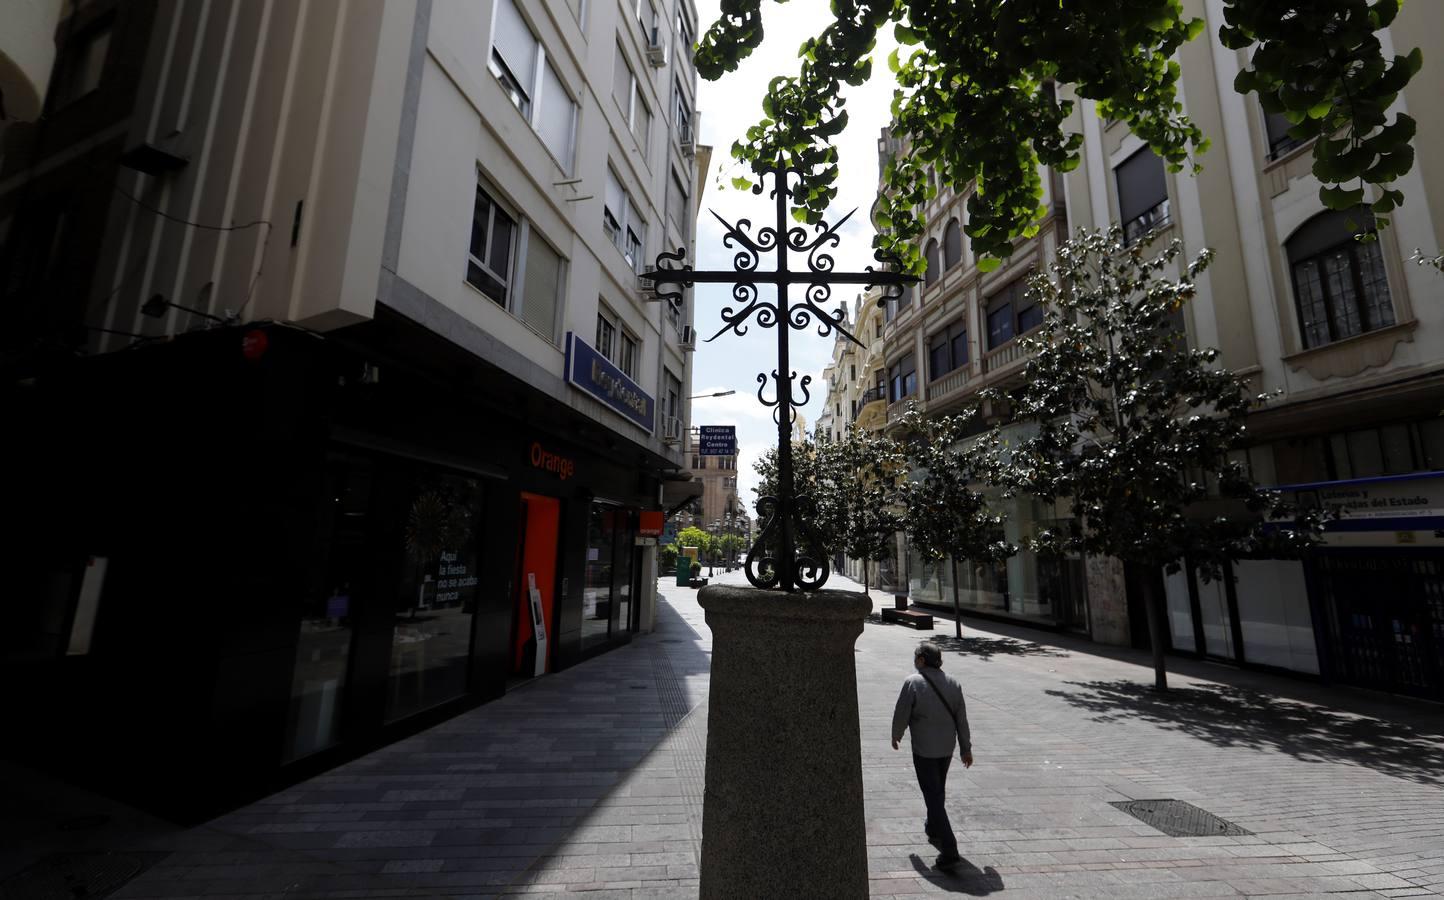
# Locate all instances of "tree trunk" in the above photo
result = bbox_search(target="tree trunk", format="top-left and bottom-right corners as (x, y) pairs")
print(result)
(949, 558), (962, 639)
(861, 558), (869, 597)
(1140, 568), (1168, 691)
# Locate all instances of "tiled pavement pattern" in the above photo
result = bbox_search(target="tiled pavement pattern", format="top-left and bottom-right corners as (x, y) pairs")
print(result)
(2, 569), (1441, 898)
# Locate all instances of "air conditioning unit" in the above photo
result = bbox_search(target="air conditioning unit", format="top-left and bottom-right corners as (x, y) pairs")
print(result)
(661, 415), (683, 444)
(646, 28), (668, 67)
(638, 265), (662, 301)
(678, 121), (696, 158)
(679, 324), (696, 351)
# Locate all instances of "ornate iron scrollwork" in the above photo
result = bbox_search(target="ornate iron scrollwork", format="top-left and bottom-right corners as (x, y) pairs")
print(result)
(639, 166), (920, 592)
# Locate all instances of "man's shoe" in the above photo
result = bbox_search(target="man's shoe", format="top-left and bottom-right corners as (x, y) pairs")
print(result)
(934, 853), (963, 870)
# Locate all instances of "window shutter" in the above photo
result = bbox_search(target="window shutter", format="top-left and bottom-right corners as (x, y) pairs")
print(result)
(492, 0), (538, 95)
(522, 231), (562, 339)
(613, 44), (633, 115)
(1115, 148), (1167, 226)
(537, 62), (574, 169)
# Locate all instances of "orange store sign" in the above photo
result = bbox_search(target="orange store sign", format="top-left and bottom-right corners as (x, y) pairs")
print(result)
(529, 442), (574, 481)
(639, 510), (664, 536)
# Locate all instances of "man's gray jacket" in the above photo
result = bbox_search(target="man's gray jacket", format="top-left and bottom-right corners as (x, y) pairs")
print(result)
(892, 667), (971, 759)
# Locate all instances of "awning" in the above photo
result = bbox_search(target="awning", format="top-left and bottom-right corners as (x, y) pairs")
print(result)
(662, 476), (705, 517)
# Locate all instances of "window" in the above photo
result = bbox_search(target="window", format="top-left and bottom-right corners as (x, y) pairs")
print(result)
(490, 0), (577, 169)
(604, 169), (648, 273)
(664, 369), (681, 419)
(613, 43), (651, 155)
(1287, 211), (1393, 349)
(468, 179), (563, 336)
(1263, 107), (1305, 160)
(923, 239), (940, 286)
(888, 354), (917, 402)
(928, 319), (968, 380)
(634, 0), (658, 37)
(48, 17), (112, 110)
(468, 183), (517, 305)
(849, 364), (855, 381)
(984, 276), (1040, 349)
(620, 331), (638, 379)
(943, 218), (963, 270)
(673, 79), (692, 139)
(676, 4), (695, 52)
(596, 308), (617, 360)
(1115, 148), (1170, 245)
(668, 167), (689, 230)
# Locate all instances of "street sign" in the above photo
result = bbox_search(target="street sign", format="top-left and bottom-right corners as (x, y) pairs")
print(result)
(699, 425), (737, 456)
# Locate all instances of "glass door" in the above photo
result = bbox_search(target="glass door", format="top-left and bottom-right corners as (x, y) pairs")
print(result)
(385, 469), (484, 722)
(284, 455), (369, 762)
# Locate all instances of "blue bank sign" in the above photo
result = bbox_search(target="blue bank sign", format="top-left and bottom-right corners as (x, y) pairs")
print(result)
(699, 425), (737, 456)
(565, 333), (655, 432)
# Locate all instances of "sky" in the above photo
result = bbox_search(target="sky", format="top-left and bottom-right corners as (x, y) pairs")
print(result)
(688, 0), (899, 513)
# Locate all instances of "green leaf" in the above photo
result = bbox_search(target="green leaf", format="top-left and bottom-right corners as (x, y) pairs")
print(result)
(731, 177), (752, 191)
(1320, 185), (1366, 209)
(895, 24), (921, 46)
(977, 257), (1002, 273)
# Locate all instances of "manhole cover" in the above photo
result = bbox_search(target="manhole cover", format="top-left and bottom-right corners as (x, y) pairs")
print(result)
(0, 852), (162, 900)
(1109, 799), (1250, 837)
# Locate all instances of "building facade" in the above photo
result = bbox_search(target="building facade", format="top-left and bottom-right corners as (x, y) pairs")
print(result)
(0, 0), (707, 818)
(859, 0), (1443, 700)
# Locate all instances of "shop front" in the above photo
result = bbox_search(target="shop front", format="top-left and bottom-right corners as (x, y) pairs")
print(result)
(2, 318), (673, 818)
(1159, 472), (1444, 700)
(905, 490), (1090, 632)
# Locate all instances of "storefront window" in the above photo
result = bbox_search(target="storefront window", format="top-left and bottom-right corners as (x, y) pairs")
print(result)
(386, 472), (483, 722)
(583, 504), (616, 649)
(285, 456), (369, 762)
(584, 502), (638, 648)
(615, 511), (636, 636)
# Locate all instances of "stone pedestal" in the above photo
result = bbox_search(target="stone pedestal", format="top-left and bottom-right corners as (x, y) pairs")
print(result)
(697, 585), (872, 899)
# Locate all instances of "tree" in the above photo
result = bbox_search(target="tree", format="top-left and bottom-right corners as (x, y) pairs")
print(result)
(895, 404), (1014, 638)
(1003, 227), (1328, 691)
(752, 427), (906, 594)
(696, 1), (1422, 271)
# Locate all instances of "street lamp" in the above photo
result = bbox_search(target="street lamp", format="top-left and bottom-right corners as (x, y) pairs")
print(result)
(689, 389), (737, 399)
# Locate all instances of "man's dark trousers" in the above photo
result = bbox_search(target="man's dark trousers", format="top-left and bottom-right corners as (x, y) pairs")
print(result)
(913, 754), (957, 855)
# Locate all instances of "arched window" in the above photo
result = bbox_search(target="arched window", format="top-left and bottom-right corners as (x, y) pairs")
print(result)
(943, 218), (963, 270)
(923, 239), (940, 286)
(1286, 211), (1393, 349)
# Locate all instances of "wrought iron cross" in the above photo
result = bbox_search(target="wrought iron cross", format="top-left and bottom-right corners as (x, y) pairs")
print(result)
(641, 166), (919, 592)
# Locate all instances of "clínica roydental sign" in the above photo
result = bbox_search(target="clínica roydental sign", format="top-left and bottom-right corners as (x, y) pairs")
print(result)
(564, 332), (655, 432)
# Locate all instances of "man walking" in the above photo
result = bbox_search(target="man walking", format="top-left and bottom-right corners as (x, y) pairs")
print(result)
(892, 641), (973, 870)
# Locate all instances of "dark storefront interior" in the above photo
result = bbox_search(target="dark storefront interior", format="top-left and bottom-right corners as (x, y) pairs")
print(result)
(2, 316), (669, 820)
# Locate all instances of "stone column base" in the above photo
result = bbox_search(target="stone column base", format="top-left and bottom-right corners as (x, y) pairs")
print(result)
(697, 585), (873, 899)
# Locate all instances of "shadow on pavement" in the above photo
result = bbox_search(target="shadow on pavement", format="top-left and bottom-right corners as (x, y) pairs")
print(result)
(1046, 679), (1444, 786)
(907, 853), (1005, 895)
(867, 616), (1070, 661)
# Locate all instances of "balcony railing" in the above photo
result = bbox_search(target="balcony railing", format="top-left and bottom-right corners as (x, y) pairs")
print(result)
(1123, 199), (1172, 246)
(886, 396), (914, 422)
(982, 339), (1029, 374)
(852, 386), (886, 421)
(925, 366), (970, 402)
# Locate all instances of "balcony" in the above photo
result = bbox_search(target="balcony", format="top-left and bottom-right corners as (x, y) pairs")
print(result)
(852, 386), (886, 422)
(886, 395), (915, 423)
(982, 339), (1030, 375)
(925, 366), (970, 402)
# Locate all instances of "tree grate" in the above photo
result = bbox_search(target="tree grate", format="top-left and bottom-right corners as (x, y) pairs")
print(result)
(1109, 799), (1251, 838)
(0, 851), (169, 900)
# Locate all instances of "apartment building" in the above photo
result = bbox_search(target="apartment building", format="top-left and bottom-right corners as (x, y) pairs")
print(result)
(0, 0), (706, 817)
(862, 0), (1443, 700)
